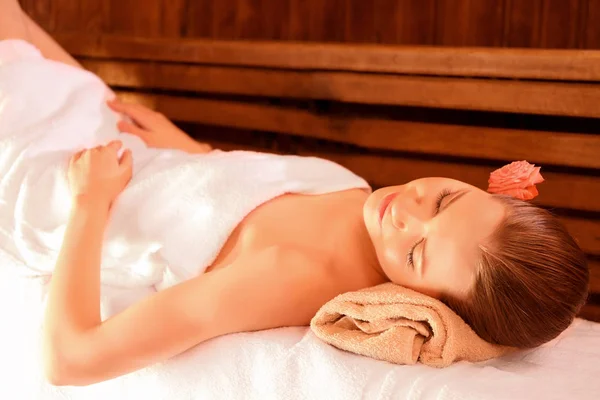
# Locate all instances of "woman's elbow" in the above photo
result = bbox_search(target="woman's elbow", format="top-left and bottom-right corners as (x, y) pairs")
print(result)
(43, 337), (92, 386)
(43, 349), (75, 386)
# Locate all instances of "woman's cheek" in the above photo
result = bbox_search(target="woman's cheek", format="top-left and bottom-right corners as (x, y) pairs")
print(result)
(382, 244), (404, 267)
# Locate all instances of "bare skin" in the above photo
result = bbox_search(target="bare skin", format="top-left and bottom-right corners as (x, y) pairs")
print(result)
(3, 2), (505, 386)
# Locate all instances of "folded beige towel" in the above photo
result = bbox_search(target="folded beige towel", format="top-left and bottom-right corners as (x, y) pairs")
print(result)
(310, 283), (513, 367)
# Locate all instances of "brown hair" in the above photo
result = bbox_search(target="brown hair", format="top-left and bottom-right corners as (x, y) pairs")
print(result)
(441, 195), (589, 348)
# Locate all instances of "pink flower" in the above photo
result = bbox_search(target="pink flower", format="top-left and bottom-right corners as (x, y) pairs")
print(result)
(487, 161), (544, 200)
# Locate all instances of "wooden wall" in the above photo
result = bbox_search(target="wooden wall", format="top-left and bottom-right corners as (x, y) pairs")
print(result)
(21, 0), (600, 48)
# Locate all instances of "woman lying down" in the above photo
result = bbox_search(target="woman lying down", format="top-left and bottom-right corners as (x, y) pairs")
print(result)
(0, 2), (589, 387)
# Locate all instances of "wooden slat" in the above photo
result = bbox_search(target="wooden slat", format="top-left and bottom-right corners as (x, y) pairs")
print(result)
(107, 0), (162, 37)
(51, 0), (80, 32)
(346, 0), (375, 43)
(434, 0), (505, 47)
(84, 59), (600, 118)
(211, 0), (237, 39)
(579, 303), (600, 322)
(586, 0), (600, 49)
(306, 0), (348, 42)
(503, 0), (543, 47)
(286, 0), (311, 41)
(20, 0), (54, 32)
(373, 0), (436, 45)
(184, 0), (214, 38)
(55, 34), (600, 81)
(158, 0), (188, 38)
(538, 0), (583, 48)
(117, 88), (600, 212)
(112, 86), (600, 169)
(589, 259), (600, 293)
(561, 218), (600, 256)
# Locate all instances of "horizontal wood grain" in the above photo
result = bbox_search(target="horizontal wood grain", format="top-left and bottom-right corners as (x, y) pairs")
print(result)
(85, 60), (600, 118)
(56, 34), (600, 80)
(108, 89), (600, 169)
(561, 219), (600, 256)
(114, 91), (600, 212)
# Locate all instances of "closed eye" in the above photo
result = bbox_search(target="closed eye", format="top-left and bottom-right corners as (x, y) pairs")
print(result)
(415, 189), (469, 275)
(434, 189), (453, 214)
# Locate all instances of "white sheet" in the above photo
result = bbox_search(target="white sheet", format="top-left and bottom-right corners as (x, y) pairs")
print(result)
(1, 249), (599, 400)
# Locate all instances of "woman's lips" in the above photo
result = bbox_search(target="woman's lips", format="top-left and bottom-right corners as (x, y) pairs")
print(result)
(378, 192), (399, 224)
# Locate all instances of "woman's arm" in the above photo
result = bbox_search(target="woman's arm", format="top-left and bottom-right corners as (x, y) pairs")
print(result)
(43, 140), (132, 383)
(46, 245), (329, 386)
(44, 141), (332, 385)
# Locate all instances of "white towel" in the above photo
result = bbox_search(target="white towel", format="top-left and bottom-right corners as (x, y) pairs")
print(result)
(0, 39), (369, 313)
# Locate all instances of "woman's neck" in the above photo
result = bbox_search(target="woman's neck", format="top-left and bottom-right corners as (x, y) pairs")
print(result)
(332, 196), (389, 288)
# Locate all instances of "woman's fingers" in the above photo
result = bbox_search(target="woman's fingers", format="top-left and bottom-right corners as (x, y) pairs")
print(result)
(106, 140), (123, 152)
(117, 120), (149, 139)
(119, 149), (133, 174)
(107, 99), (156, 128)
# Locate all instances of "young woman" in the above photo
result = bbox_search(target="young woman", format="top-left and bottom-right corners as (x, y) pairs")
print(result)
(1, 0), (589, 386)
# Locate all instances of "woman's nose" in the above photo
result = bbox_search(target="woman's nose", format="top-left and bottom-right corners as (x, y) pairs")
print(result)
(390, 205), (426, 235)
(403, 184), (424, 206)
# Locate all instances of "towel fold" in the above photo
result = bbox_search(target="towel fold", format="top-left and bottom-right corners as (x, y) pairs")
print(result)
(310, 283), (513, 367)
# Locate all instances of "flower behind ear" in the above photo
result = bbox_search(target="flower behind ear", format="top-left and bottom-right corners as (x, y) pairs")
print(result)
(487, 161), (544, 200)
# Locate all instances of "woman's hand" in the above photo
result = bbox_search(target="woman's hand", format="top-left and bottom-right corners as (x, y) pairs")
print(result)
(68, 140), (133, 210)
(107, 98), (212, 154)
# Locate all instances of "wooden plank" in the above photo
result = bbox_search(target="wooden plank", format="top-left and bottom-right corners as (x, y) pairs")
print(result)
(586, 0), (600, 49)
(183, 0), (213, 38)
(561, 218), (600, 255)
(503, 0), (543, 47)
(434, 0), (507, 47)
(235, 0), (261, 39)
(211, 0), (237, 39)
(389, 0), (436, 45)
(50, 0), (80, 33)
(55, 34), (600, 81)
(158, 0), (187, 38)
(309, 0), (348, 42)
(589, 259), (600, 294)
(346, 0), (376, 43)
(287, 0), (313, 41)
(105, 84), (600, 169)
(107, 0), (161, 37)
(372, 0), (437, 45)
(579, 303), (600, 322)
(116, 88), (600, 212)
(83, 59), (600, 118)
(20, 0), (55, 33)
(539, 0), (584, 48)
(251, 0), (289, 40)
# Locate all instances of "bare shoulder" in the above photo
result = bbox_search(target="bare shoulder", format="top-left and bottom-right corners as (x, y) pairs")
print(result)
(208, 245), (343, 334)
